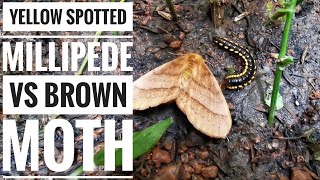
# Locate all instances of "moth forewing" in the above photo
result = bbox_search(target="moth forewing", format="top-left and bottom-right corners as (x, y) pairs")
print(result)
(133, 53), (232, 138)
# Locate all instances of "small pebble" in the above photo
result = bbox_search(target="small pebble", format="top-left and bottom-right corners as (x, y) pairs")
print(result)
(190, 161), (202, 174)
(141, 15), (151, 26)
(273, 131), (283, 138)
(296, 155), (305, 163)
(179, 144), (188, 153)
(249, 134), (261, 144)
(181, 153), (189, 164)
(181, 164), (194, 180)
(162, 34), (176, 44)
(201, 166), (218, 179)
(179, 32), (186, 40)
(188, 151), (195, 161)
(272, 139), (279, 148)
(295, 5), (302, 14)
(164, 142), (173, 150)
(152, 147), (171, 167)
(191, 174), (204, 180)
(148, 47), (161, 54)
(158, 41), (168, 49)
(169, 40), (182, 49)
(267, 143), (273, 150)
(198, 150), (209, 160)
(154, 164), (180, 180)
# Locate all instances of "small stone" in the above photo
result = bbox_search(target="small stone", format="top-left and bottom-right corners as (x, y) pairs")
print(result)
(181, 164), (194, 180)
(158, 41), (168, 49)
(282, 160), (294, 169)
(179, 32), (186, 40)
(272, 139), (279, 148)
(162, 34), (176, 44)
(267, 143), (272, 150)
(198, 150), (209, 160)
(152, 147), (171, 167)
(173, 5), (184, 13)
(273, 131), (283, 138)
(268, 173), (289, 180)
(201, 166), (218, 179)
(179, 144), (188, 153)
(296, 155), (305, 163)
(311, 114), (319, 123)
(148, 47), (161, 54)
(141, 15), (152, 26)
(164, 142), (173, 150)
(184, 164), (195, 173)
(190, 161), (202, 174)
(238, 32), (245, 39)
(181, 153), (189, 164)
(249, 134), (261, 144)
(188, 151), (195, 161)
(154, 164), (180, 180)
(154, 51), (167, 62)
(295, 5), (302, 14)
(260, 121), (267, 128)
(191, 174), (204, 180)
(169, 40), (182, 49)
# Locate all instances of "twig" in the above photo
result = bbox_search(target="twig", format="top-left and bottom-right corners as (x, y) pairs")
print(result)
(165, 0), (178, 22)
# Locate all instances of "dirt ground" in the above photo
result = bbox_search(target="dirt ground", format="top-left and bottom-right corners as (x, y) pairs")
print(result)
(1, 0), (320, 179)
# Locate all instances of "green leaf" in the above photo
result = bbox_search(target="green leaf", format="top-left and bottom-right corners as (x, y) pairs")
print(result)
(278, 56), (294, 70)
(265, 87), (284, 110)
(94, 117), (174, 167)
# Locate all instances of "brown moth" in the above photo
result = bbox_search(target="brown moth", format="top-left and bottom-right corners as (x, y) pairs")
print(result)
(133, 53), (232, 138)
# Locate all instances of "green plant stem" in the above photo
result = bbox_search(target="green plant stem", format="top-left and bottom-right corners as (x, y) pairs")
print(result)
(76, 31), (102, 75)
(268, 0), (297, 126)
(165, 0), (178, 21)
(76, 0), (126, 75)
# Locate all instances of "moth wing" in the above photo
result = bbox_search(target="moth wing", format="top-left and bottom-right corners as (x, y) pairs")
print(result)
(176, 60), (232, 138)
(133, 56), (189, 110)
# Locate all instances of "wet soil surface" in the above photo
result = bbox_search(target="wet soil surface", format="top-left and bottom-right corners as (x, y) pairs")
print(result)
(1, 0), (320, 179)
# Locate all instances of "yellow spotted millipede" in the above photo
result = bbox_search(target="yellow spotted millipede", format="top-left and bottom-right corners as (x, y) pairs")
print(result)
(212, 36), (256, 90)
